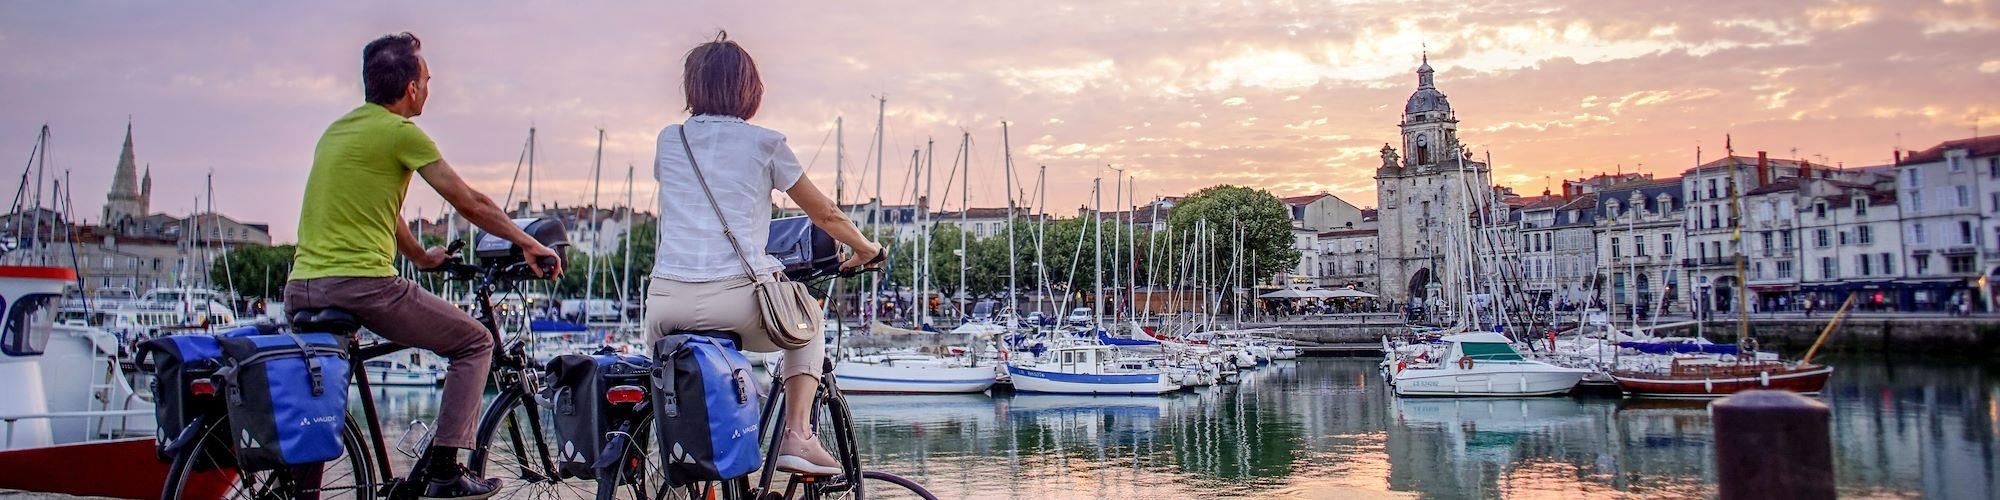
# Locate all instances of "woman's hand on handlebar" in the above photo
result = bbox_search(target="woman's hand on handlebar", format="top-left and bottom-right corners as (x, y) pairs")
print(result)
(840, 242), (884, 271)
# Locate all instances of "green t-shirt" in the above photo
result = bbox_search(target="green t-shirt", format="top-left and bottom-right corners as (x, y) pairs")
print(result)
(290, 104), (442, 280)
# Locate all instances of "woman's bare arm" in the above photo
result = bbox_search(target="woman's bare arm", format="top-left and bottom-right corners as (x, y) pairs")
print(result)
(784, 176), (880, 269)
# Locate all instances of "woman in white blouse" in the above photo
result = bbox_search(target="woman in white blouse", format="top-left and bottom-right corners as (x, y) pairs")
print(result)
(644, 32), (880, 476)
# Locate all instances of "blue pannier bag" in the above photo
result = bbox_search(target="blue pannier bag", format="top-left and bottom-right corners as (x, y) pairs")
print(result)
(217, 332), (350, 470)
(651, 333), (762, 483)
(544, 349), (652, 480)
(134, 326), (273, 460)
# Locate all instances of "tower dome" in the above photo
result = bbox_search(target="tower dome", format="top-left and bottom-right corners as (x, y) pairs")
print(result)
(1403, 53), (1452, 116)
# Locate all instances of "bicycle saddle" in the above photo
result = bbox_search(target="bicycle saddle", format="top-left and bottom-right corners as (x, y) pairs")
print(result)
(291, 307), (362, 335)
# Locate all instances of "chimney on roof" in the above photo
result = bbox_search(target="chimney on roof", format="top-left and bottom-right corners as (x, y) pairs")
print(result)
(1893, 149), (1903, 164)
(1799, 159), (1812, 179)
(1756, 151), (1770, 187)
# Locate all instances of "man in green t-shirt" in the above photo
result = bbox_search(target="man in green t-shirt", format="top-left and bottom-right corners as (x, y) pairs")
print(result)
(288, 32), (561, 499)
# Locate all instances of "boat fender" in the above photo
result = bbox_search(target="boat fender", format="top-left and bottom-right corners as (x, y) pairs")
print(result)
(1759, 371), (1770, 387)
(1457, 356), (1474, 370)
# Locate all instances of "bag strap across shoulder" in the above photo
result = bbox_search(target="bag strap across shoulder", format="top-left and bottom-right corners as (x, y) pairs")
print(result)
(677, 126), (764, 283)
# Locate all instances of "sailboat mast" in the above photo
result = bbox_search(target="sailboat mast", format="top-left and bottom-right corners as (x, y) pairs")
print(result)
(959, 131), (969, 320)
(1002, 122), (1017, 332)
(1093, 174), (1103, 326)
(922, 138), (935, 327)
(872, 99), (886, 324)
(586, 129), (604, 311)
(1035, 165), (1049, 319)
(621, 162), (635, 331)
(527, 127), (537, 215)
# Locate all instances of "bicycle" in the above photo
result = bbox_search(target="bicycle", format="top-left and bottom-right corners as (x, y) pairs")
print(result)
(586, 256), (935, 500)
(159, 237), (609, 499)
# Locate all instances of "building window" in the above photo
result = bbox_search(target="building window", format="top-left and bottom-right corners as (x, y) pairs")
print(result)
(1635, 236), (1647, 256)
(1777, 260), (1793, 279)
(1814, 203), (1827, 219)
(1820, 257), (1836, 280)
(1911, 190), (1924, 213)
(1707, 179), (1718, 199)
(1906, 168), (1921, 187)
(1913, 224), (1927, 244)
(1991, 192), (2000, 213)
(1914, 254), (1931, 274)
(1854, 199), (1868, 216)
(1858, 225), (1873, 245)
(1880, 253), (1894, 275)
(1754, 262), (1765, 279)
(1960, 221), (1975, 245)
(1782, 230), (1795, 250)
(1815, 229), (1831, 248)
(1858, 255), (1872, 276)
(1761, 231), (1774, 251)
(1958, 186), (1972, 208)
(1663, 234), (1674, 257)
(1611, 237), (1621, 258)
(1950, 157), (1964, 172)
(1949, 255), (1975, 274)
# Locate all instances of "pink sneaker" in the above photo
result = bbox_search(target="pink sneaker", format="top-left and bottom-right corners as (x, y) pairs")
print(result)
(774, 430), (840, 476)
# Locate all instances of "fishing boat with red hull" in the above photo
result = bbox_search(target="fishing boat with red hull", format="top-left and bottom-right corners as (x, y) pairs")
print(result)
(1611, 360), (1833, 397)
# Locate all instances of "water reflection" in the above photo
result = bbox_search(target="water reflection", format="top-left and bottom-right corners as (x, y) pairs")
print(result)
(372, 357), (2000, 499)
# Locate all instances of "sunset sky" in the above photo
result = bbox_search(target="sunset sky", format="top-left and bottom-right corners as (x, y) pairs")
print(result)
(2, 1), (1995, 241)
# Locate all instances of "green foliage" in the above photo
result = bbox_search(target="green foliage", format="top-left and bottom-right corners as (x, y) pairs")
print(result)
(1164, 185), (1300, 287)
(209, 245), (296, 299)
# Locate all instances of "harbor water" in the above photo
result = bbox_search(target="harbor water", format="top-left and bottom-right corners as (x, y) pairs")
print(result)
(372, 355), (2000, 499)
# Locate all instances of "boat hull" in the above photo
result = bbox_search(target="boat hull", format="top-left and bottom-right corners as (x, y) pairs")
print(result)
(837, 363), (997, 394)
(0, 437), (235, 499)
(1007, 365), (1179, 395)
(1612, 365), (1833, 398)
(365, 367), (442, 386)
(1393, 364), (1590, 397)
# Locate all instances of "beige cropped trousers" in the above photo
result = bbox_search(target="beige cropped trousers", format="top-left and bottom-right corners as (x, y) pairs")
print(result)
(641, 275), (824, 380)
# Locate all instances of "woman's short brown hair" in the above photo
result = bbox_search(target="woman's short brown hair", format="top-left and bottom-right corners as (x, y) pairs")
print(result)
(683, 31), (762, 120)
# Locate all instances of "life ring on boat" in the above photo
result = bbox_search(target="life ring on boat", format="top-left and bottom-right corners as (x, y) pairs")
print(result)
(1457, 356), (1474, 370)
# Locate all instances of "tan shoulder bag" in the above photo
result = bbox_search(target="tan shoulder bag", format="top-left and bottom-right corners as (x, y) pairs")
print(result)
(677, 126), (821, 349)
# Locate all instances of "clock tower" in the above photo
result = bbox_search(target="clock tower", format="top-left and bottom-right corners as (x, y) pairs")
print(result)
(1374, 53), (1495, 312)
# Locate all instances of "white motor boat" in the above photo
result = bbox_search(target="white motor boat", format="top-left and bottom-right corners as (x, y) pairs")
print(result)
(1007, 343), (1180, 395)
(363, 351), (446, 386)
(0, 266), (166, 498)
(837, 352), (998, 394)
(1389, 332), (1590, 397)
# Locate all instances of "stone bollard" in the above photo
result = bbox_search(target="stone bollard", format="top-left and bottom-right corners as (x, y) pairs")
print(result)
(1712, 390), (1835, 499)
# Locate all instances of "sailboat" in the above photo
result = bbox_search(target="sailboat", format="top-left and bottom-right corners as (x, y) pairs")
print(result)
(1610, 144), (1839, 398)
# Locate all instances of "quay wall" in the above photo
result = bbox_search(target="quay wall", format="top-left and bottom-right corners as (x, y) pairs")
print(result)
(1697, 319), (2000, 357)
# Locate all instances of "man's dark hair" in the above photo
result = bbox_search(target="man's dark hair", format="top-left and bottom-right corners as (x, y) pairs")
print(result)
(362, 32), (423, 105)
(682, 31), (762, 120)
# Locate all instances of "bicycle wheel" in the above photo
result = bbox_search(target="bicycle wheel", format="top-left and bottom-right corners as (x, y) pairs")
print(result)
(595, 414), (661, 500)
(468, 389), (601, 499)
(165, 416), (377, 499)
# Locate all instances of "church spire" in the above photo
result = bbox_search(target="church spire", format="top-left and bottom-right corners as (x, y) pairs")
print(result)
(1416, 50), (1435, 89)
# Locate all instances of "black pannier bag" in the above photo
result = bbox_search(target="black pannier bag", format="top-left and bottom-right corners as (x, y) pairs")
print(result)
(650, 333), (763, 483)
(216, 332), (351, 470)
(135, 325), (273, 461)
(767, 215), (838, 281)
(543, 349), (652, 480)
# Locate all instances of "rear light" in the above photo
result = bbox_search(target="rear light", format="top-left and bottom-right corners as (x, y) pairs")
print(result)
(189, 379), (218, 397)
(606, 385), (646, 404)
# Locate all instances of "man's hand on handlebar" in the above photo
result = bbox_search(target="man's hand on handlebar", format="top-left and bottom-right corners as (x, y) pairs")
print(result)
(412, 246), (452, 270)
(522, 241), (564, 279)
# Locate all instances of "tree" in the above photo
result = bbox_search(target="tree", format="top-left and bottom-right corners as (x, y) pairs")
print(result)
(1164, 185), (1300, 290)
(209, 245), (295, 299)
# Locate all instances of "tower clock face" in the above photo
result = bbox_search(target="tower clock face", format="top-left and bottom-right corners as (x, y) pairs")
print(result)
(1416, 134), (1428, 147)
